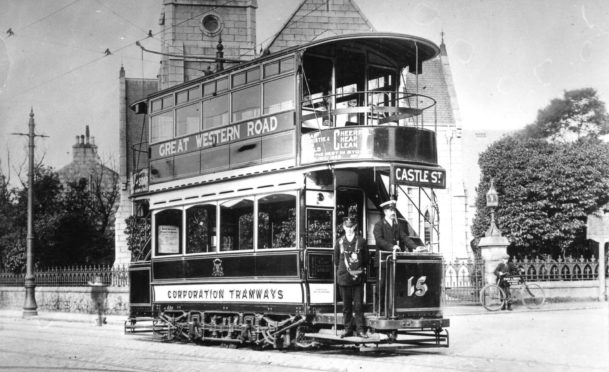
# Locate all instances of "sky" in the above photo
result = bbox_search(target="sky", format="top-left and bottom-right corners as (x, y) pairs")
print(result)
(1, 0), (608, 183)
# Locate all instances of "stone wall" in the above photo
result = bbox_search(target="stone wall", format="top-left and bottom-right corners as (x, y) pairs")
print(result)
(0, 286), (129, 315)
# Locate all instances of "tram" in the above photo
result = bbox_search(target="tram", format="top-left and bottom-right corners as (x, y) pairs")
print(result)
(125, 32), (449, 350)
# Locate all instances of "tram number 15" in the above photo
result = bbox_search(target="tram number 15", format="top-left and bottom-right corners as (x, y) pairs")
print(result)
(406, 276), (428, 297)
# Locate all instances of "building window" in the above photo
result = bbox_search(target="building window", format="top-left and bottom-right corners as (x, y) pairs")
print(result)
(263, 76), (294, 115)
(176, 103), (200, 137)
(155, 209), (182, 256)
(200, 13), (223, 37)
(220, 197), (254, 251)
(150, 111), (174, 143)
(258, 193), (296, 249)
(186, 204), (217, 254)
(232, 85), (260, 122)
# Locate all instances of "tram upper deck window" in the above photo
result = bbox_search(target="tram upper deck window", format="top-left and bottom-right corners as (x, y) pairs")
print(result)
(203, 78), (228, 97)
(155, 209), (182, 256)
(186, 204), (217, 254)
(232, 85), (261, 122)
(220, 197), (253, 251)
(264, 56), (295, 78)
(176, 86), (202, 105)
(150, 111), (174, 143)
(232, 67), (260, 88)
(176, 103), (201, 137)
(263, 76), (294, 115)
(203, 94), (229, 130)
(258, 193), (296, 249)
(151, 94), (174, 113)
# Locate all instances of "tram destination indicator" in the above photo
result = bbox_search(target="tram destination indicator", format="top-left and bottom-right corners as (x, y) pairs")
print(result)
(393, 165), (446, 189)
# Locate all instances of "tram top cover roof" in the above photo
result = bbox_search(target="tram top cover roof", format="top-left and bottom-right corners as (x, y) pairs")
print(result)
(133, 33), (440, 105)
(299, 32), (440, 73)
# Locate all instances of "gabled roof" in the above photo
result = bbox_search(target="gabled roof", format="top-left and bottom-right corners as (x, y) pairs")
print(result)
(266, 0), (374, 52)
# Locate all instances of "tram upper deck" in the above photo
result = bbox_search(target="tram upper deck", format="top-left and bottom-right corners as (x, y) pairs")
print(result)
(131, 33), (442, 193)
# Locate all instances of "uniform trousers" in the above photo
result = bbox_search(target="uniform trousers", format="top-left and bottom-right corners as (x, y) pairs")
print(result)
(339, 285), (364, 331)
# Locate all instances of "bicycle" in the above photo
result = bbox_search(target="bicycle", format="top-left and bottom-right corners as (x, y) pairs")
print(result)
(479, 274), (545, 311)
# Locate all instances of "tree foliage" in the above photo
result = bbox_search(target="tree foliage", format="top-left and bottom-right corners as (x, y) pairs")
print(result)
(0, 165), (118, 272)
(472, 136), (609, 258)
(520, 88), (609, 141)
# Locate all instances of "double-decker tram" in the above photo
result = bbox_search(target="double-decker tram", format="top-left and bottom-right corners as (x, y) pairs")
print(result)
(126, 32), (450, 350)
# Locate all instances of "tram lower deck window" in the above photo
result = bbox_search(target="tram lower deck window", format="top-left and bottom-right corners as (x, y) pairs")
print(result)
(186, 204), (216, 253)
(155, 209), (182, 255)
(258, 194), (296, 249)
(220, 198), (254, 251)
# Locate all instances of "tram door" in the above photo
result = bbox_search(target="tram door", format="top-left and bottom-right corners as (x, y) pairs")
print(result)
(335, 187), (370, 307)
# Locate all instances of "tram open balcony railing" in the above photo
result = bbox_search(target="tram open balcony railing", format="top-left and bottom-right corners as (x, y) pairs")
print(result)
(301, 90), (437, 131)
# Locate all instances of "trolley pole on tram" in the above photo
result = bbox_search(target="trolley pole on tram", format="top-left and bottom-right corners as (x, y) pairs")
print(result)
(12, 109), (47, 317)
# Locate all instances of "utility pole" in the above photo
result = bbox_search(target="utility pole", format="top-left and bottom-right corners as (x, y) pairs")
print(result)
(11, 108), (47, 317)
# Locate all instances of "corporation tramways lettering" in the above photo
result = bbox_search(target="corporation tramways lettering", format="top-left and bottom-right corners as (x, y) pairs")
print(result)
(165, 288), (284, 300)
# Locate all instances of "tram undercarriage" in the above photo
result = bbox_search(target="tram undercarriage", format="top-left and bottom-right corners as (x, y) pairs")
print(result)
(126, 311), (448, 351)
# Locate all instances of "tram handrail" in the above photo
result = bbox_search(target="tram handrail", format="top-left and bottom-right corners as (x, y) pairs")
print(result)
(301, 90), (437, 130)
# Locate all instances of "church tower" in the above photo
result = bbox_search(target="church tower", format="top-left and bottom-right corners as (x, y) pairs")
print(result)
(157, 0), (258, 89)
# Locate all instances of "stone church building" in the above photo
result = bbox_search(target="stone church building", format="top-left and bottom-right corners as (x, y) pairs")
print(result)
(114, 0), (468, 265)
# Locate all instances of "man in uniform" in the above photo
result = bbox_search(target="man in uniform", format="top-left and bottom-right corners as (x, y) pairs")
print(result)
(373, 198), (425, 314)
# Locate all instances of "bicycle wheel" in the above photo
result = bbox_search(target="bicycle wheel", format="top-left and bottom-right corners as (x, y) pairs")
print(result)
(521, 283), (545, 308)
(480, 284), (505, 311)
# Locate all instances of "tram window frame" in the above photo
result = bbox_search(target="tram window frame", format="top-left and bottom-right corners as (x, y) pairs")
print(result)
(232, 66), (260, 88)
(203, 93), (229, 131)
(154, 208), (183, 256)
(220, 197), (254, 251)
(185, 203), (218, 254)
(150, 111), (174, 144)
(175, 102), (201, 137)
(231, 84), (261, 123)
(203, 77), (228, 97)
(151, 93), (174, 113)
(263, 75), (295, 115)
(257, 192), (297, 249)
(306, 208), (333, 248)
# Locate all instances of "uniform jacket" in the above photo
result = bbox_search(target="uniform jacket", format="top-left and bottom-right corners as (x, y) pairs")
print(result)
(373, 218), (419, 252)
(334, 235), (368, 286)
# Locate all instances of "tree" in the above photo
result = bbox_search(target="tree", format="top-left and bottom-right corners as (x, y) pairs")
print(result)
(472, 136), (609, 258)
(0, 164), (119, 272)
(520, 88), (609, 142)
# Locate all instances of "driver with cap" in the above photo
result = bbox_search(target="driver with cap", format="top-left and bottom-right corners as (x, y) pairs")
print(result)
(373, 198), (424, 254)
(373, 198), (425, 313)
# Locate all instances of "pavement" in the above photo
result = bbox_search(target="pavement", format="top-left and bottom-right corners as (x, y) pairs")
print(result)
(0, 300), (605, 328)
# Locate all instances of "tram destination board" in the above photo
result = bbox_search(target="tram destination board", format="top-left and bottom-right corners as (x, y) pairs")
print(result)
(392, 164), (446, 189)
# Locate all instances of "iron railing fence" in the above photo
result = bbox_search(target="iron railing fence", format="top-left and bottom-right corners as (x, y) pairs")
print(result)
(0, 265), (129, 287)
(443, 259), (485, 304)
(513, 256), (606, 281)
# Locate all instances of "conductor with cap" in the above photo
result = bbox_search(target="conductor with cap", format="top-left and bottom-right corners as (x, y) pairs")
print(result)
(373, 198), (425, 313)
(334, 216), (369, 338)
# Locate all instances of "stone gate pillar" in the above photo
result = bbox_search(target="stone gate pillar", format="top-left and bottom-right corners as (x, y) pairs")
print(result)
(479, 235), (510, 285)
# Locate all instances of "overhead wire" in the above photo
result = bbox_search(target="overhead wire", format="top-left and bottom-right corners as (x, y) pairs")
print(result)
(3, 0), (337, 102)
(16, 0), (80, 32)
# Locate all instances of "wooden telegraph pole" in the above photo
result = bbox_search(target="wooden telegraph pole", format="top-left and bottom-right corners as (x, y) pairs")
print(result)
(11, 109), (47, 317)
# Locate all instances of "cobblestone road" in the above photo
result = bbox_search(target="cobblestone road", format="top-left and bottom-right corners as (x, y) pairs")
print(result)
(0, 302), (607, 372)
